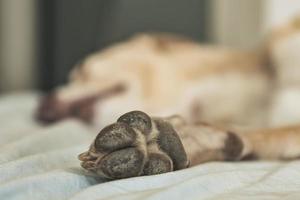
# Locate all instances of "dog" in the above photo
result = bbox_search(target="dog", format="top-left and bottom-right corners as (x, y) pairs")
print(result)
(37, 33), (271, 128)
(38, 19), (300, 179)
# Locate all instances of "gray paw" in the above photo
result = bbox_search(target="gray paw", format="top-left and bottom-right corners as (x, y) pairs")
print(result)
(94, 123), (137, 152)
(98, 148), (145, 179)
(143, 153), (173, 175)
(155, 119), (190, 170)
(79, 111), (189, 179)
(117, 111), (152, 135)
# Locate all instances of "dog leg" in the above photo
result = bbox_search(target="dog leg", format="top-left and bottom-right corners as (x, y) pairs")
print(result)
(171, 118), (300, 165)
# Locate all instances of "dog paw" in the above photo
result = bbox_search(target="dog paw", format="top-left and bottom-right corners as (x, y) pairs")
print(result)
(78, 111), (189, 179)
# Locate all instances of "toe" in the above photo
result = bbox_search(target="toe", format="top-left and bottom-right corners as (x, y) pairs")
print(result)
(143, 153), (173, 175)
(78, 151), (96, 161)
(81, 160), (96, 171)
(94, 123), (137, 152)
(155, 119), (189, 170)
(97, 148), (145, 179)
(117, 111), (152, 135)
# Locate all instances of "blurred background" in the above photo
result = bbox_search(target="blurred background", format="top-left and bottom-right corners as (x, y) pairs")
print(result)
(0, 0), (299, 93)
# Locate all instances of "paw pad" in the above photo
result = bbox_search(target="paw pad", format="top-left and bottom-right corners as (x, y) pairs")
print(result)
(117, 111), (152, 135)
(94, 123), (136, 152)
(79, 110), (189, 179)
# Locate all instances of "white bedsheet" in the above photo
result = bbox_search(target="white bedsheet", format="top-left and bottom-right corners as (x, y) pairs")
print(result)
(1, 93), (300, 200)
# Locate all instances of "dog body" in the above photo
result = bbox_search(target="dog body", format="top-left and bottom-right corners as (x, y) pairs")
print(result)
(40, 34), (271, 128)
(268, 19), (300, 126)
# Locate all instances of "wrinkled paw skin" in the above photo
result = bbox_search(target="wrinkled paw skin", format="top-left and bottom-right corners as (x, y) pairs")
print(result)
(78, 110), (189, 180)
(143, 153), (173, 175)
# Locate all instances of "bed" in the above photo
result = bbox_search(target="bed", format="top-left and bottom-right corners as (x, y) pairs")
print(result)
(1, 93), (300, 200)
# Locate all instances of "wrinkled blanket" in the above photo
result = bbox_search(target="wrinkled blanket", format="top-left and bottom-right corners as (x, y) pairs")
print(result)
(1, 93), (300, 200)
